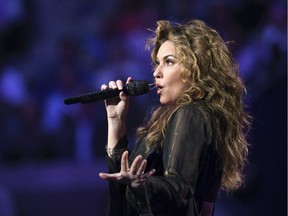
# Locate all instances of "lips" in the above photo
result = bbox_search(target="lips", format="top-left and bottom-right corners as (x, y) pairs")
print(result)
(156, 83), (164, 95)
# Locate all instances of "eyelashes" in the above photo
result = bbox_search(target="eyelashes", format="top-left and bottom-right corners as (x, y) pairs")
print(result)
(153, 59), (175, 69)
(165, 59), (174, 66)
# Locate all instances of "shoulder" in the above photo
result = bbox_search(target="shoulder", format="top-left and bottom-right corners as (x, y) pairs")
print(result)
(173, 103), (207, 121)
(170, 103), (212, 137)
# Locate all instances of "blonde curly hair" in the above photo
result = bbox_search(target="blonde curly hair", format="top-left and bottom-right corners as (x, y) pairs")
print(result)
(136, 20), (251, 191)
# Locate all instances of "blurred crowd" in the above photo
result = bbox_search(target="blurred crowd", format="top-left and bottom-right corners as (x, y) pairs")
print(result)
(0, 0), (286, 165)
(0, 0), (286, 215)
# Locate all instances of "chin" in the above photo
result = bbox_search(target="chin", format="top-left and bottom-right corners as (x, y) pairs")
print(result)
(159, 98), (170, 105)
(160, 97), (177, 105)
(159, 99), (166, 105)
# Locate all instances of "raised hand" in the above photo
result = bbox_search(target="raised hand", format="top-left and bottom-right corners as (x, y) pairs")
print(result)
(99, 151), (155, 188)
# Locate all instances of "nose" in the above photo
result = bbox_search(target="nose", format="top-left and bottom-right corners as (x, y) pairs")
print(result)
(153, 65), (162, 79)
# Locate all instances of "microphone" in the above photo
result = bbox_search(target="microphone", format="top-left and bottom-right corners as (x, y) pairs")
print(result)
(64, 80), (153, 105)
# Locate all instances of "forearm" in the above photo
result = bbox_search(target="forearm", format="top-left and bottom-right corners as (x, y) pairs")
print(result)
(107, 117), (126, 149)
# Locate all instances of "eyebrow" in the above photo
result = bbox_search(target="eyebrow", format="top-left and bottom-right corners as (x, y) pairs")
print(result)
(156, 54), (176, 62)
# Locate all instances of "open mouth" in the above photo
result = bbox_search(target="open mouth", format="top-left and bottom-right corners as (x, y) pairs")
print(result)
(156, 83), (164, 94)
(156, 83), (163, 89)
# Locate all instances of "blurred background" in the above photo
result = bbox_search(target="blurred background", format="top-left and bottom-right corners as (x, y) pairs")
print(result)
(0, 0), (286, 215)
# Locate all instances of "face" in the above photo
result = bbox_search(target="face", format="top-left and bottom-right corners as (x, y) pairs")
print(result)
(153, 40), (185, 105)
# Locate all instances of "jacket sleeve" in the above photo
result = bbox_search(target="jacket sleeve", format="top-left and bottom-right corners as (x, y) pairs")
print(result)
(126, 105), (211, 214)
(106, 136), (130, 216)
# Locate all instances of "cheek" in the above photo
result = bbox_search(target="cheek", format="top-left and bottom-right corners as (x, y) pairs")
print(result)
(172, 88), (182, 100)
(167, 85), (183, 102)
(173, 80), (185, 94)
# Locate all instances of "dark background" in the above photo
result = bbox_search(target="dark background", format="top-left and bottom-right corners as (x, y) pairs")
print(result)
(0, 0), (286, 215)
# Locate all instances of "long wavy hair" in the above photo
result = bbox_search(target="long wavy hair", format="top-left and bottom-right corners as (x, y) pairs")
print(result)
(136, 20), (251, 191)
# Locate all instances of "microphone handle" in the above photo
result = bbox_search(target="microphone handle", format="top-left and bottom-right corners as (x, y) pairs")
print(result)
(64, 88), (121, 105)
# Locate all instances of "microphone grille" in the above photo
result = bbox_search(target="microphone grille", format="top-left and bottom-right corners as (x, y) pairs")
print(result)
(125, 80), (150, 96)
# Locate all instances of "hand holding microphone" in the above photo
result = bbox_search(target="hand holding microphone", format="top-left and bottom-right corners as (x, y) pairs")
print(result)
(102, 78), (133, 122)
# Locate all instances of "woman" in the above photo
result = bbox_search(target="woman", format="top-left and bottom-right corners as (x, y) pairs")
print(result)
(99, 20), (251, 216)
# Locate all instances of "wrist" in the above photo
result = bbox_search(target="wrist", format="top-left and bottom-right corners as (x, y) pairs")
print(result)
(105, 146), (127, 159)
(108, 119), (126, 136)
(105, 135), (128, 159)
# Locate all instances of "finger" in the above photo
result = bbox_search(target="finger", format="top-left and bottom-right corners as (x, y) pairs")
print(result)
(116, 80), (124, 90)
(101, 84), (108, 91)
(99, 172), (119, 180)
(136, 159), (147, 176)
(117, 79), (128, 100)
(126, 77), (133, 84)
(142, 169), (156, 178)
(119, 91), (127, 100)
(109, 81), (117, 89)
(129, 155), (142, 175)
(118, 77), (132, 100)
(120, 151), (129, 172)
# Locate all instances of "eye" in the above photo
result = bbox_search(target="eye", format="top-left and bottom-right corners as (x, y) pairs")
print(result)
(166, 58), (174, 66)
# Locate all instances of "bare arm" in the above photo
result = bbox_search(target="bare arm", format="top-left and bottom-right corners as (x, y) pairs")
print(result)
(101, 77), (132, 150)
